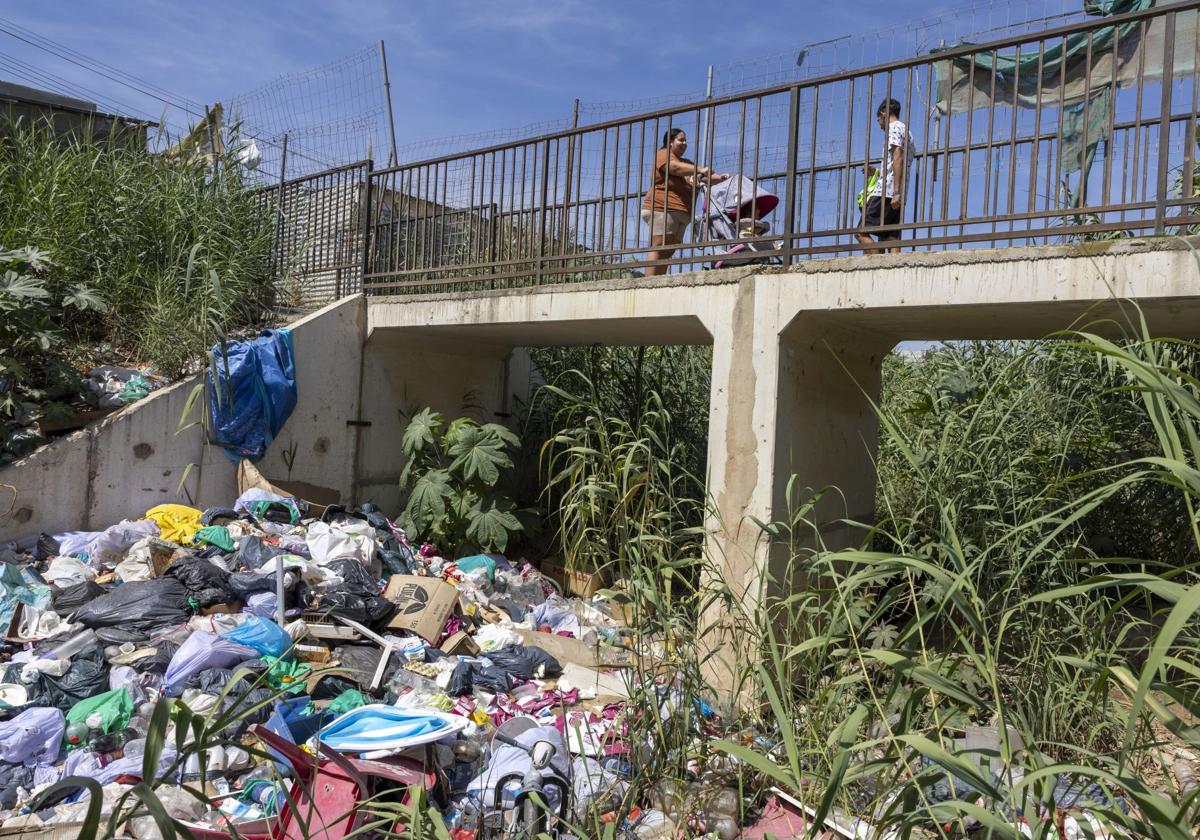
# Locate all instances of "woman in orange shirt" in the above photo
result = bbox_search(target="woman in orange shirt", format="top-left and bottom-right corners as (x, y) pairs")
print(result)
(641, 128), (727, 276)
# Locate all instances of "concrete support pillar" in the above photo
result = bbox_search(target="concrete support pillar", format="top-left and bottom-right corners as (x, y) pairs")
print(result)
(701, 296), (891, 691)
(772, 316), (891, 554)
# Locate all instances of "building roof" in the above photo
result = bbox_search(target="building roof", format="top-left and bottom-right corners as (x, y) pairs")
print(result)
(0, 80), (158, 127)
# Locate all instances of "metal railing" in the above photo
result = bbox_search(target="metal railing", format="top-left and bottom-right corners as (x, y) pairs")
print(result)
(267, 2), (1200, 297)
(254, 160), (372, 306)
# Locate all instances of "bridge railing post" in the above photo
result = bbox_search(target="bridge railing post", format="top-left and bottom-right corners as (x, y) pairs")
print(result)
(783, 84), (800, 265)
(1154, 9), (1177, 236)
(360, 160), (374, 295)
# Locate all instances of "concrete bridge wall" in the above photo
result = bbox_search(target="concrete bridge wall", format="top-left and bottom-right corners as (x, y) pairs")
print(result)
(6, 239), (1200, 646)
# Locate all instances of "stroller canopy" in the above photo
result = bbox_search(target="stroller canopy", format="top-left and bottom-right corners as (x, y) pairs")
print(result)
(704, 175), (779, 220)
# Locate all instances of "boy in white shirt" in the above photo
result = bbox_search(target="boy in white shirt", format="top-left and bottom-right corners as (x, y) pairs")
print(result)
(856, 98), (914, 255)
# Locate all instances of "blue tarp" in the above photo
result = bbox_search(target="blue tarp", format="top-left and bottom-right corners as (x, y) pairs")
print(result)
(208, 329), (297, 462)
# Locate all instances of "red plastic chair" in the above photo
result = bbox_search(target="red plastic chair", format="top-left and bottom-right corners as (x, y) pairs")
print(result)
(185, 723), (436, 840)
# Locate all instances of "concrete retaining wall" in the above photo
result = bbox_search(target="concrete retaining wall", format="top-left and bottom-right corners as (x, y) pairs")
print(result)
(0, 295), (365, 546)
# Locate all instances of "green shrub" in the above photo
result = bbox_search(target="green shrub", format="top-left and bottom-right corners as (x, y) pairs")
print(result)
(0, 246), (105, 463)
(0, 119), (273, 377)
(397, 408), (523, 553)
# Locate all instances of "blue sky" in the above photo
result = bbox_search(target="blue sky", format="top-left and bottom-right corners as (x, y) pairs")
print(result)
(0, 0), (1068, 158)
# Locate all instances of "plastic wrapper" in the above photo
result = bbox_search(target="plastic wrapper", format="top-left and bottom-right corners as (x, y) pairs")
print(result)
(244, 591), (277, 617)
(306, 520), (378, 571)
(70, 578), (191, 633)
(45, 556), (95, 587)
(64, 688), (134, 745)
(162, 631), (258, 696)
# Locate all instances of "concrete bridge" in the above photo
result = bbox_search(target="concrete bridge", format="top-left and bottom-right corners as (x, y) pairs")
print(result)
(6, 239), (1199, 637)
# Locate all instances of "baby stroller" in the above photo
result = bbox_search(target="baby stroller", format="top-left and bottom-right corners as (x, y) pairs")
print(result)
(698, 175), (783, 268)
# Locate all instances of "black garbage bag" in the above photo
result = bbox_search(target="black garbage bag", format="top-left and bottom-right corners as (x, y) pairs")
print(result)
(330, 644), (401, 687)
(34, 534), (60, 561)
(4, 643), (107, 712)
(186, 667), (274, 735)
(488, 645), (562, 680)
(315, 559), (395, 626)
(445, 660), (513, 696)
(200, 507), (240, 526)
(0, 762), (34, 809)
(95, 627), (150, 645)
(228, 571), (280, 598)
(165, 556), (236, 608)
(51, 580), (107, 613)
(326, 558), (378, 596)
(316, 589), (395, 625)
(235, 536), (288, 571)
(128, 640), (180, 675)
(310, 674), (362, 701)
(70, 578), (191, 633)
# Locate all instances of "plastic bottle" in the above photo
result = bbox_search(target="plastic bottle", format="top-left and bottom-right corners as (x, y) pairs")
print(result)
(237, 764), (278, 788)
(65, 721), (90, 748)
(44, 629), (98, 662)
(634, 810), (676, 840)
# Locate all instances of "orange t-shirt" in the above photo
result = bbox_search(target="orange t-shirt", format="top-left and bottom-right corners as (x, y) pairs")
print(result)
(642, 148), (696, 213)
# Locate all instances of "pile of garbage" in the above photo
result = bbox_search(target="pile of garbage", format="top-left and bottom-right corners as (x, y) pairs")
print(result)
(0, 475), (749, 839)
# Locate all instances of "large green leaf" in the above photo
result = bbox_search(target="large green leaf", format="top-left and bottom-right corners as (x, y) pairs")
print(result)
(404, 468), (451, 531)
(467, 498), (522, 551)
(402, 408), (443, 457)
(449, 441), (510, 485)
(0, 269), (50, 301)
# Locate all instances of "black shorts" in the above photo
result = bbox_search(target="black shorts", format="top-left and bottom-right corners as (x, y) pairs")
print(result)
(860, 196), (902, 238)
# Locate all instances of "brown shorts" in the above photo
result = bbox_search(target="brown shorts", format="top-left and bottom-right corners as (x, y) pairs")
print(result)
(641, 209), (691, 240)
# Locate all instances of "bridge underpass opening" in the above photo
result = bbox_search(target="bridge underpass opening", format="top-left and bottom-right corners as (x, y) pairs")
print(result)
(354, 315), (716, 573)
(767, 296), (1200, 589)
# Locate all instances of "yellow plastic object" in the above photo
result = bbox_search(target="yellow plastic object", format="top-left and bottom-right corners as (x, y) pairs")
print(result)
(143, 504), (204, 544)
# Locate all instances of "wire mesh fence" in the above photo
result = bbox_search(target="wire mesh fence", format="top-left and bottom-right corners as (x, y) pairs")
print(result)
(358, 1), (1200, 294)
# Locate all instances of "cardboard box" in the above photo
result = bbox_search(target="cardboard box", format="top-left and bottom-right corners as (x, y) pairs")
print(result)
(515, 628), (632, 669)
(237, 460), (339, 518)
(439, 630), (480, 656)
(540, 559), (607, 598)
(383, 575), (460, 642)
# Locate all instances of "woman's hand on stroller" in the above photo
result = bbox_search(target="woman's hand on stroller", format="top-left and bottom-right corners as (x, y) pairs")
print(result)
(696, 166), (729, 184)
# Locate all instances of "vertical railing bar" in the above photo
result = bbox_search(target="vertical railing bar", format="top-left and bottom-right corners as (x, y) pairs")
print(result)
(1101, 23), (1121, 207)
(1051, 35), (1069, 242)
(691, 106), (703, 264)
(960, 53), (977, 241)
(1154, 10), (1177, 234)
(750, 95), (763, 261)
(804, 85), (820, 252)
(537, 139), (550, 284)
(1027, 39), (1046, 239)
(1187, 9), (1200, 203)
(1078, 31), (1095, 208)
(597, 127), (609, 266)
(1005, 41), (1022, 241)
(982, 49), (999, 247)
(902, 66), (915, 250)
(734, 97), (747, 251)
(359, 161), (374, 295)
(637, 119), (647, 257)
(621, 122), (633, 260)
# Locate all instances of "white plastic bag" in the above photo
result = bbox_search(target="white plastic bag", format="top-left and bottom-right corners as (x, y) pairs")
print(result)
(306, 520), (378, 574)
